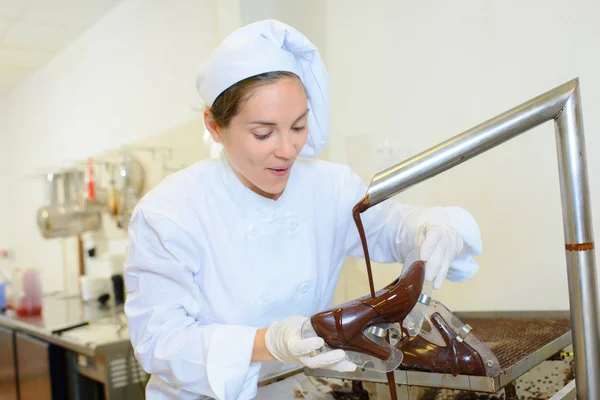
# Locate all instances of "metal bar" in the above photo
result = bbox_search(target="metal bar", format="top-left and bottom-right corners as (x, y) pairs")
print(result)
(46, 173), (58, 205)
(550, 380), (576, 400)
(454, 310), (570, 319)
(554, 83), (600, 399)
(365, 79), (575, 206)
(257, 368), (303, 387)
(362, 78), (599, 398)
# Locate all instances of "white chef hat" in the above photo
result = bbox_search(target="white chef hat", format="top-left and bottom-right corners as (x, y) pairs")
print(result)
(196, 19), (329, 158)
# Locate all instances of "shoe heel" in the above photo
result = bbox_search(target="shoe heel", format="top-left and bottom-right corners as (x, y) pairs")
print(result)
(302, 319), (404, 372)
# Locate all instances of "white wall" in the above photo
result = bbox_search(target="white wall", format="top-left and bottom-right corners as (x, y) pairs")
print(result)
(326, 0), (600, 311)
(2, 0), (219, 292)
(3, 0), (600, 312)
(0, 101), (11, 251)
(239, 0), (328, 62)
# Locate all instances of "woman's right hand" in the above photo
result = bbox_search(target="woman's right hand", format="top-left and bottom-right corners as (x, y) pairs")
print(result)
(263, 315), (357, 372)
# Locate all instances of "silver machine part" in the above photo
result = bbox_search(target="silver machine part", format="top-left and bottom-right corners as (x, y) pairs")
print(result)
(417, 293), (431, 305)
(363, 78), (598, 398)
(550, 379), (576, 400)
(456, 323), (473, 343)
(366, 325), (388, 338)
(45, 173), (59, 205)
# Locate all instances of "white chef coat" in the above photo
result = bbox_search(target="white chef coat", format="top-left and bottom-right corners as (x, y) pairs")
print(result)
(124, 155), (482, 400)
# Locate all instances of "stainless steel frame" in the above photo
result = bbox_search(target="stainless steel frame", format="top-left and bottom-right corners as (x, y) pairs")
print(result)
(550, 379), (576, 400)
(0, 326), (18, 400)
(362, 78), (598, 398)
(305, 311), (572, 393)
(16, 332), (52, 400)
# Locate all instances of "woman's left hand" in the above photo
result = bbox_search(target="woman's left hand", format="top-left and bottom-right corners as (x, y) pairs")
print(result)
(415, 221), (464, 289)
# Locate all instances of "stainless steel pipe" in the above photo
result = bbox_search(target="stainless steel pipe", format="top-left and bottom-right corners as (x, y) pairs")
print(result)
(364, 78), (599, 398)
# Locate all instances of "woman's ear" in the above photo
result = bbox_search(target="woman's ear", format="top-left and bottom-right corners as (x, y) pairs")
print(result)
(203, 109), (222, 143)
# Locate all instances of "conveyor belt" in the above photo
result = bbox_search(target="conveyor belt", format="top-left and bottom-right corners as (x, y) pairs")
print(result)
(304, 311), (572, 393)
(460, 317), (571, 370)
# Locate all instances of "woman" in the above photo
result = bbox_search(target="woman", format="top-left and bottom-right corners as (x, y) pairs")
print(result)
(124, 19), (481, 400)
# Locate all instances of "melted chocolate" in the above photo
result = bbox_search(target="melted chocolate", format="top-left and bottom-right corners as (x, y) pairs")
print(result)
(397, 312), (486, 376)
(352, 197), (375, 297)
(352, 196), (396, 399)
(347, 195), (485, 400)
(329, 380), (369, 400)
(311, 195), (430, 399)
(310, 263), (424, 359)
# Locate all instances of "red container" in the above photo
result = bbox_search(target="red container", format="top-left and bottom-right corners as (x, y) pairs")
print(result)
(13, 269), (43, 316)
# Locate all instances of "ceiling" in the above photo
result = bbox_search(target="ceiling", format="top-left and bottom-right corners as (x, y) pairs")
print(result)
(0, 0), (121, 98)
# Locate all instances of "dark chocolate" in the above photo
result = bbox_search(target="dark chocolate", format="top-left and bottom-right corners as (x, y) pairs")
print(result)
(397, 312), (487, 376)
(311, 263), (425, 359)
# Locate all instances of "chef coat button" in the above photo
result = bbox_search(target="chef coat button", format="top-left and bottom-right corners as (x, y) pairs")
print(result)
(259, 293), (269, 303)
(248, 226), (259, 237)
(297, 282), (309, 294)
(289, 221), (299, 232)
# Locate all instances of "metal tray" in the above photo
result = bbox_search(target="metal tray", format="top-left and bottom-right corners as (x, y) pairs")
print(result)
(304, 311), (572, 393)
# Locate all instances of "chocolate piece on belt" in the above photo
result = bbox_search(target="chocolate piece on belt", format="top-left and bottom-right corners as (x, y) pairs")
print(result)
(397, 312), (486, 376)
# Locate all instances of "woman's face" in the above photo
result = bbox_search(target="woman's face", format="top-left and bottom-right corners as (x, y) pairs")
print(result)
(205, 77), (309, 200)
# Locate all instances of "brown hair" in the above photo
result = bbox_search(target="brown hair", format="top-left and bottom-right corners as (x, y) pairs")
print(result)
(209, 71), (303, 128)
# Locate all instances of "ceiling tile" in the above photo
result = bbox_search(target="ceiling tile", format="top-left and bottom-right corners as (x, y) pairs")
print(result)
(0, 0), (30, 20)
(21, 0), (118, 29)
(3, 20), (81, 50)
(0, 47), (55, 68)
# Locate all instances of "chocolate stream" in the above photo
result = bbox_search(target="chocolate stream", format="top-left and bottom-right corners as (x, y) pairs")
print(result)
(352, 196), (398, 399)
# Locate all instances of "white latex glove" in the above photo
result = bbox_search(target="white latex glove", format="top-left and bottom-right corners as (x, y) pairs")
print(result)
(265, 315), (357, 372)
(415, 221), (464, 289)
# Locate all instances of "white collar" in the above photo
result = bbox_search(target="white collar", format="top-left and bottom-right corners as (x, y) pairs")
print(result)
(217, 153), (296, 217)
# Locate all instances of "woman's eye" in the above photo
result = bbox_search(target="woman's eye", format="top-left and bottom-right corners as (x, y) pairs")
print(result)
(253, 132), (272, 140)
(292, 126), (306, 132)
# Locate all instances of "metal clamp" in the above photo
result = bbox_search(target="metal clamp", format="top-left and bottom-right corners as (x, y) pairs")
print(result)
(418, 293), (431, 305)
(366, 325), (388, 338)
(456, 324), (473, 343)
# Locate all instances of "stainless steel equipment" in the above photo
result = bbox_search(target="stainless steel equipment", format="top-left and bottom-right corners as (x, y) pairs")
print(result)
(306, 311), (572, 396)
(37, 204), (102, 239)
(16, 332), (52, 400)
(0, 326), (17, 400)
(60, 316), (148, 400)
(37, 171), (103, 239)
(114, 154), (145, 229)
(115, 155), (145, 198)
(0, 295), (146, 400)
(359, 78), (598, 398)
(36, 153), (146, 235)
(551, 379), (576, 400)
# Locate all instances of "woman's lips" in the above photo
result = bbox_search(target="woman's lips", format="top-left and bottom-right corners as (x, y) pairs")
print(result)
(267, 166), (290, 176)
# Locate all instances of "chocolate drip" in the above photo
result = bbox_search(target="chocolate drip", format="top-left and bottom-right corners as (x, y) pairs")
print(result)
(352, 195), (397, 399)
(352, 197), (375, 297)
